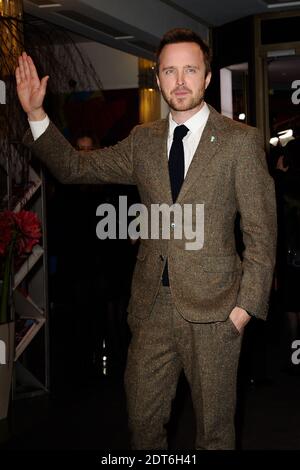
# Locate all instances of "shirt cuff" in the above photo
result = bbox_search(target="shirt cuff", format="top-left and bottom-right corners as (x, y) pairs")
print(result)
(29, 114), (50, 141)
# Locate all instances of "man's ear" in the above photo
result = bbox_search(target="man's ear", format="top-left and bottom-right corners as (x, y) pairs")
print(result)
(156, 74), (161, 91)
(205, 72), (212, 89)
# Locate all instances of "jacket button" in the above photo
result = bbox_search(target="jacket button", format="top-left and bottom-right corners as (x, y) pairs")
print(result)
(171, 222), (175, 229)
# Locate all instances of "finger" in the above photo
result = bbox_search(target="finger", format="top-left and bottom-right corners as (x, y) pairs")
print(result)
(27, 55), (40, 81)
(15, 67), (21, 85)
(22, 53), (31, 81)
(18, 55), (26, 82)
(40, 75), (49, 93)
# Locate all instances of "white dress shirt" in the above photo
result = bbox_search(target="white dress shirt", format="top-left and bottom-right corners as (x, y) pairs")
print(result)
(167, 103), (210, 177)
(29, 114), (50, 140)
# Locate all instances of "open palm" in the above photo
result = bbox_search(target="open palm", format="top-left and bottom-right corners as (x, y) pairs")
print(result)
(15, 52), (48, 116)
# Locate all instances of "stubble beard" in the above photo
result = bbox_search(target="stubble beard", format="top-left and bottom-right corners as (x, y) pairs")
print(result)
(161, 87), (205, 113)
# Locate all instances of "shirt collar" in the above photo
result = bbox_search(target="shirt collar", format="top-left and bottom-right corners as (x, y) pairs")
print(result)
(168, 102), (210, 138)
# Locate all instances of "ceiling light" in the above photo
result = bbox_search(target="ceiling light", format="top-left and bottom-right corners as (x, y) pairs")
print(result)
(266, 1), (300, 8)
(267, 49), (295, 57)
(270, 137), (279, 146)
(278, 129), (294, 146)
(38, 3), (62, 7)
(278, 129), (293, 136)
(114, 36), (135, 40)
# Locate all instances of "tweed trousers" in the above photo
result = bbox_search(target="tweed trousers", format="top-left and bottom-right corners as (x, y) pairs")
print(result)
(124, 284), (243, 450)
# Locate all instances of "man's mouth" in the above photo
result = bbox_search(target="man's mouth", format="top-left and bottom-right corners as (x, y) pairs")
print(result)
(173, 89), (190, 97)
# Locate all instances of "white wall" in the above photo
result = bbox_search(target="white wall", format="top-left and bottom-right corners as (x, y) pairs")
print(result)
(220, 68), (233, 119)
(78, 42), (138, 90)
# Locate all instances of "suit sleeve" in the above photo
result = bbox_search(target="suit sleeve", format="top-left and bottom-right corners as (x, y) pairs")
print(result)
(23, 121), (136, 185)
(235, 128), (277, 320)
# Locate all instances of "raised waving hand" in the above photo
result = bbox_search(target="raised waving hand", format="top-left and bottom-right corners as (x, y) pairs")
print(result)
(15, 52), (49, 121)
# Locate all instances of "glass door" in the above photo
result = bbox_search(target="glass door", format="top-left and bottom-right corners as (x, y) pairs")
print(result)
(267, 52), (300, 171)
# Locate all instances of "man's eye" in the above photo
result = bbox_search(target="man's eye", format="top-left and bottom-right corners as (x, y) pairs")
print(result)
(165, 69), (174, 75)
(186, 68), (196, 73)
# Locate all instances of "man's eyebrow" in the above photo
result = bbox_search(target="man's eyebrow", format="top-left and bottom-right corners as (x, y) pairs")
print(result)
(161, 66), (176, 71)
(161, 65), (200, 71)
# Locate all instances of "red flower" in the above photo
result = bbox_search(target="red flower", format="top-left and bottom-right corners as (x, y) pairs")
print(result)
(13, 211), (42, 255)
(0, 210), (41, 258)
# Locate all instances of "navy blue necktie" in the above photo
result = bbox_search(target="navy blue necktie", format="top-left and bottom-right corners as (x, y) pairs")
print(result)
(162, 124), (189, 285)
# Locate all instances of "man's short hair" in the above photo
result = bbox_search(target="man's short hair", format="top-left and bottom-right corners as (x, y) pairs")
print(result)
(156, 28), (211, 77)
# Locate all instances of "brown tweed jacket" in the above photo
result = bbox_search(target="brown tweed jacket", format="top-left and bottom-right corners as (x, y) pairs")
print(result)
(24, 105), (277, 322)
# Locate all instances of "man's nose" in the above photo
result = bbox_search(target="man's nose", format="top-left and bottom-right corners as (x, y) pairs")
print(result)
(176, 70), (185, 86)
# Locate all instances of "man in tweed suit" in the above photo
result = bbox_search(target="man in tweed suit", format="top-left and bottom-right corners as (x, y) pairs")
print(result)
(16, 28), (277, 449)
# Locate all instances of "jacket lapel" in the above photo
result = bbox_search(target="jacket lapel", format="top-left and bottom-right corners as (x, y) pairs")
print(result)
(177, 106), (226, 203)
(149, 119), (173, 204)
(147, 106), (227, 204)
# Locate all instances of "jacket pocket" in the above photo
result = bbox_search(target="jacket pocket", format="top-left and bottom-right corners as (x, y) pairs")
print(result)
(227, 316), (241, 336)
